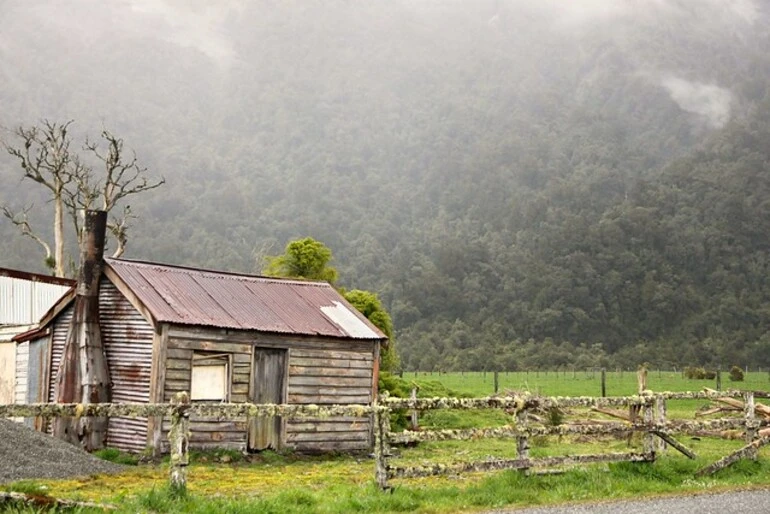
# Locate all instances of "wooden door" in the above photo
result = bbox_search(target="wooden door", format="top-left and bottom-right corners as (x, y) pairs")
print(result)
(248, 348), (287, 451)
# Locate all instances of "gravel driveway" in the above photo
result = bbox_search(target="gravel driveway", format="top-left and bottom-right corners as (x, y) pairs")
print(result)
(0, 419), (124, 484)
(491, 489), (770, 514)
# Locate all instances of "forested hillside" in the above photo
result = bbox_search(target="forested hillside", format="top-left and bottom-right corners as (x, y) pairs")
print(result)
(2, 0), (769, 370)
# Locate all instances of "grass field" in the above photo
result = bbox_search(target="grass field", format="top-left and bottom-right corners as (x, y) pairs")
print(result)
(402, 370), (770, 398)
(3, 371), (769, 513)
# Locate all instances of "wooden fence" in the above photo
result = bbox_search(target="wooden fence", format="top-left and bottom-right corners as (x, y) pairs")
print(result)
(2, 390), (769, 492)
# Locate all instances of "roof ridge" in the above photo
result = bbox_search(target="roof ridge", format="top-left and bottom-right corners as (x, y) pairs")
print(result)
(106, 257), (331, 287)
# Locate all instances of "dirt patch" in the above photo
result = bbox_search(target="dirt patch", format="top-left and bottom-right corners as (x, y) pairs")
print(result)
(0, 419), (125, 484)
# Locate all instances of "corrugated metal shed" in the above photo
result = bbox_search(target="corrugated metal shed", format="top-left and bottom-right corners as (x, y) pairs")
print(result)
(105, 258), (386, 340)
(0, 269), (74, 326)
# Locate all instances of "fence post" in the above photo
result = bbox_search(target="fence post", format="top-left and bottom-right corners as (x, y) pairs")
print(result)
(516, 402), (530, 474)
(410, 388), (419, 430)
(494, 371), (499, 394)
(643, 396), (655, 460)
(744, 391), (758, 461)
(169, 392), (190, 494)
(655, 396), (667, 453)
(374, 401), (391, 489)
(716, 368), (722, 391)
(601, 368), (606, 398)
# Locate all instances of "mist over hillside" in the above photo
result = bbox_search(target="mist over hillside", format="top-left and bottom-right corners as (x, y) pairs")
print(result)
(2, 0), (770, 369)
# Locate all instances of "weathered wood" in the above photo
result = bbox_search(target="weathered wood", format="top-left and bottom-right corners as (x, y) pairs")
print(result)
(167, 328), (375, 354)
(289, 385), (372, 397)
(289, 375), (372, 387)
(290, 357), (372, 369)
(166, 348), (193, 360)
(695, 436), (770, 477)
(516, 408), (530, 474)
(650, 430), (696, 459)
(293, 440), (371, 452)
(52, 212), (112, 451)
(745, 392), (759, 460)
(592, 406), (632, 422)
(289, 394), (372, 404)
(287, 431), (370, 443)
(166, 359), (191, 371)
(288, 421), (369, 432)
(388, 452), (649, 479)
(169, 392), (190, 494)
(147, 324), (168, 454)
(289, 366), (372, 378)
(169, 339), (252, 355)
(374, 405), (390, 489)
(0, 491), (115, 511)
(283, 348), (373, 361)
(248, 349), (287, 450)
(165, 369), (191, 381)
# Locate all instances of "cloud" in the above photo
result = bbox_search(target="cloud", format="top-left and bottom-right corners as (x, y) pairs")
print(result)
(127, 0), (244, 65)
(661, 77), (732, 128)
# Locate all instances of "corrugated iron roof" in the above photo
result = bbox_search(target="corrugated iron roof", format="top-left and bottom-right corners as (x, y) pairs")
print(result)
(105, 258), (386, 340)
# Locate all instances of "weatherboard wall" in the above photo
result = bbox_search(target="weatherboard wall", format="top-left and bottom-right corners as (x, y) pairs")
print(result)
(159, 326), (378, 453)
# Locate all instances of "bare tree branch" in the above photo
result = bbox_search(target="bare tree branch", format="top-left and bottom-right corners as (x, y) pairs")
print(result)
(1, 205), (55, 270)
(107, 205), (137, 259)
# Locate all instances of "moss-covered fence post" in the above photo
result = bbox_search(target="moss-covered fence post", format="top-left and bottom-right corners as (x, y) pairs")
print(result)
(169, 392), (191, 494)
(654, 396), (667, 453)
(374, 398), (391, 490)
(516, 403), (530, 474)
(744, 391), (758, 461)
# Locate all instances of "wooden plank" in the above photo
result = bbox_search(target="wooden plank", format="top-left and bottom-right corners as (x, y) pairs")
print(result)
(165, 379), (189, 391)
(288, 422), (369, 433)
(188, 442), (245, 451)
(289, 366), (371, 378)
(167, 348), (193, 360)
(230, 393), (249, 403)
(189, 421), (248, 432)
(287, 431), (370, 443)
(232, 383), (249, 395)
(289, 385), (373, 397)
(166, 369), (191, 381)
(147, 324), (168, 453)
(170, 338), (251, 355)
(289, 394), (372, 404)
(233, 353), (251, 364)
(290, 357), (372, 369)
(291, 440), (369, 451)
(249, 349), (287, 451)
(166, 359), (192, 371)
(289, 375), (372, 388)
(287, 416), (368, 425)
(167, 328), (378, 352)
(291, 349), (373, 361)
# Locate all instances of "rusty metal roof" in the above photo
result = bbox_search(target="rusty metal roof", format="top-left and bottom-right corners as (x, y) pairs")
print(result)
(104, 258), (386, 340)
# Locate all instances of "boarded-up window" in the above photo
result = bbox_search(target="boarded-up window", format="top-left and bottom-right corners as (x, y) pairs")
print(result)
(190, 353), (229, 402)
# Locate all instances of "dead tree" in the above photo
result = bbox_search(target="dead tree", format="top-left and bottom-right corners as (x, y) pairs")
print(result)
(2, 121), (78, 276)
(3, 121), (164, 274)
(53, 210), (111, 450)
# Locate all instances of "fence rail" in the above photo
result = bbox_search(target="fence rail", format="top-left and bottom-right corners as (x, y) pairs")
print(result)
(1, 389), (768, 492)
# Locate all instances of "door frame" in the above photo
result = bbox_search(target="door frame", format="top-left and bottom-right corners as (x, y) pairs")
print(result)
(248, 347), (289, 451)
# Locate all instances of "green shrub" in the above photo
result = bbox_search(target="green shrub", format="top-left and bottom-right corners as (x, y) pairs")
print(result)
(94, 447), (139, 465)
(729, 365), (745, 382)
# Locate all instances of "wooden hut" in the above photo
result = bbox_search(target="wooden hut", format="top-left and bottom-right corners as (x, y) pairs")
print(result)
(16, 258), (386, 453)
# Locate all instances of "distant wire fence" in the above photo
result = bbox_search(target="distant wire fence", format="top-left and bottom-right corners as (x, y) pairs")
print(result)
(2, 390), (770, 492)
(400, 368), (770, 396)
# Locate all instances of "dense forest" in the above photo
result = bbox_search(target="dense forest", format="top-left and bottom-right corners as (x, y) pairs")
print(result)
(2, 1), (770, 370)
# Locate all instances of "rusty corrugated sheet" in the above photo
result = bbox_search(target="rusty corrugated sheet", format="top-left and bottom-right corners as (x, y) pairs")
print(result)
(105, 258), (385, 340)
(46, 279), (152, 452)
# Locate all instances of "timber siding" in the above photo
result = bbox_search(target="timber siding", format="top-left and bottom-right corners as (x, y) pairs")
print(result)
(159, 329), (376, 452)
(286, 347), (374, 452)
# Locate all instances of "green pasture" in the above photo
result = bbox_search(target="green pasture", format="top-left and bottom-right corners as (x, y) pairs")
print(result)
(402, 370), (770, 398)
(3, 371), (770, 512)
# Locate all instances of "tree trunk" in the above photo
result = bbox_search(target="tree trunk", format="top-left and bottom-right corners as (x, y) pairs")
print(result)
(52, 210), (111, 450)
(53, 188), (65, 277)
